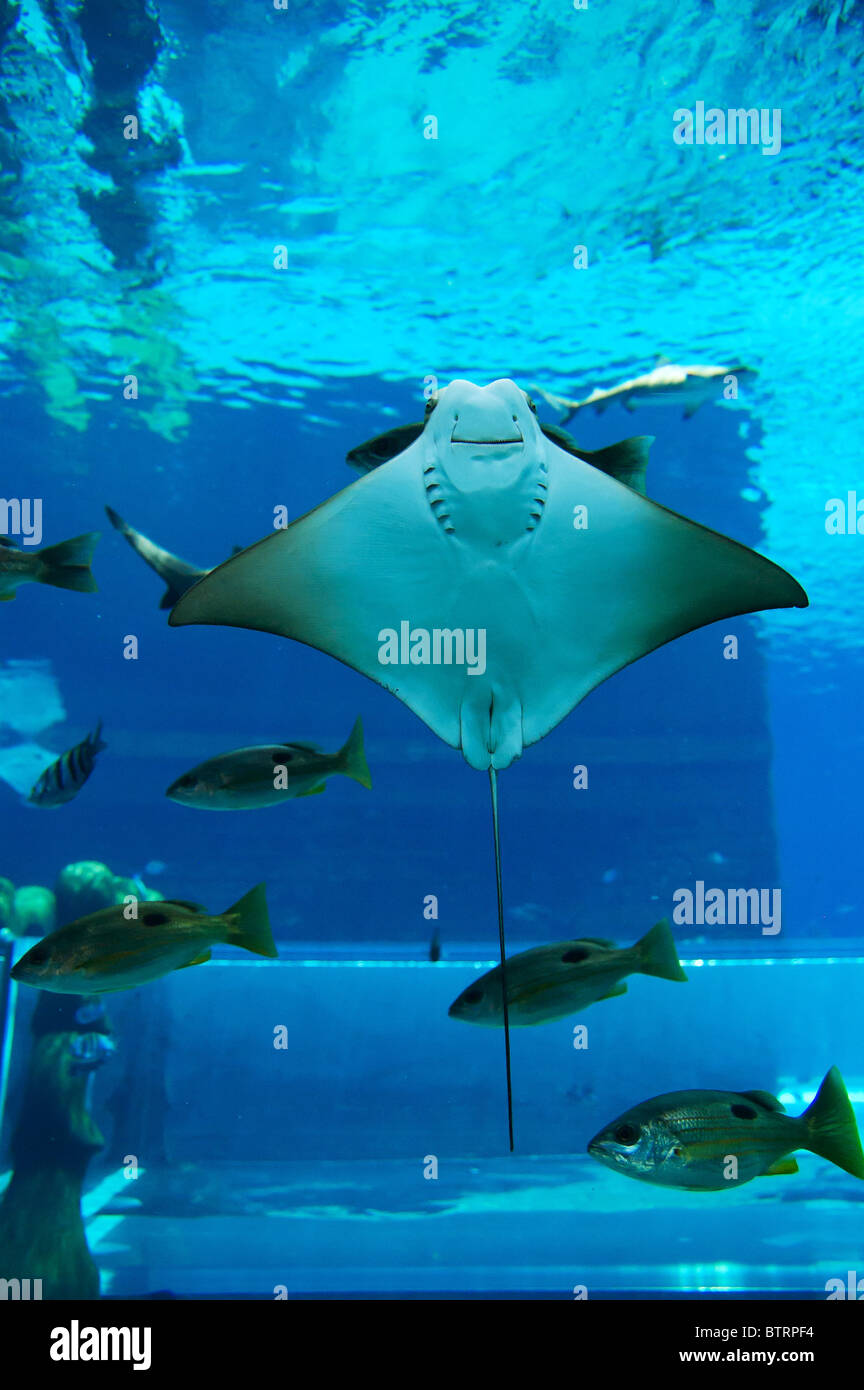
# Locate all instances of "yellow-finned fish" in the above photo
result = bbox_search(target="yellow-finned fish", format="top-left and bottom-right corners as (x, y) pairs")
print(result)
(448, 919), (686, 1026)
(588, 1067), (864, 1190)
(10, 884), (277, 994)
(166, 716), (371, 809)
(0, 532), (98, 602)
(28, 720), (106, 807)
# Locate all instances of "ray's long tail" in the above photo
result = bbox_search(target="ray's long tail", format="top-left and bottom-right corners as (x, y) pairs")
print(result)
(489, 767), (514, 1152)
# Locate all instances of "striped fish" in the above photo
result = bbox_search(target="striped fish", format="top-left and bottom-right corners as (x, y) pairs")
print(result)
(28, 721), (106, 808)
(588, 1067), (864, 1190)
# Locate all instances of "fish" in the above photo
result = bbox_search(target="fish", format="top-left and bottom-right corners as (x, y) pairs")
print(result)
(105, 506), (211, 610)
(348, 401), (654, 495)
(10, 884), (277, 994)
(587, 1066), (864, 1190)
(28, 720), (106, 808)
(448, 919), (686, 1026)
(165, 715), (371, 809)
(0, 532), (98, 602)
(535, 357), (756, 423)
(169, 376), (807, 1148)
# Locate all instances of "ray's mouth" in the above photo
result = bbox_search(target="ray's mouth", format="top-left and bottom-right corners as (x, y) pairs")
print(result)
(450, 433), (524, 445)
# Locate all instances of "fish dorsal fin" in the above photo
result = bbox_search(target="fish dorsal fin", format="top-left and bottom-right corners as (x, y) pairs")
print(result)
(576, 437), (652, 496)
(739, 1089), (785, 1112)
(283, 740), (320, 753)
(579, 937), (617, 948)
(164, 899), (207, 914)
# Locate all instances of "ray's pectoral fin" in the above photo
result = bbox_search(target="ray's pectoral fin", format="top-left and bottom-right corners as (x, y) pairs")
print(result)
(170, 452), (465, 757)
(517, 454), (808, 752)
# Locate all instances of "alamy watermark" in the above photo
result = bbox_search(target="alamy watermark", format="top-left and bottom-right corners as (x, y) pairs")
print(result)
(0, 1276), (42, 1299)
(825, 492), (863, 534)
(378, 621), (487, 676)
(673, 102), (781, 156)
(0, 498), (42, 544)
(672, 880), (781, 935)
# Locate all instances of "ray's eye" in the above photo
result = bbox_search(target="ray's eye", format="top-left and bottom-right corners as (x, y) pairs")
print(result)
(424, 397), (438, 418)
(614, 1123), (640, 1146)
(142, 911), (168, 927)
(524, 394), (538, 414)
(462, 987), (483, 1005)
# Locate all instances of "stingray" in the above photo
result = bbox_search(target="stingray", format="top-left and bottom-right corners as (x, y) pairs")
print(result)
(170, 378), (808, 1149)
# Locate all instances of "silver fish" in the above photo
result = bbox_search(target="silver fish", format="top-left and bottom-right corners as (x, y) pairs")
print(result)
(166, 716), (371, 810)
(535, 356), (756, 422)
(588, 1067), (864, 1190)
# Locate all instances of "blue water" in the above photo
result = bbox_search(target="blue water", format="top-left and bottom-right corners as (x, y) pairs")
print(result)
(1, 0), (863, 1300)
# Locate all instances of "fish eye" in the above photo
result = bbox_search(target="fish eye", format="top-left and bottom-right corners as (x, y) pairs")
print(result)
(26, 943), (50, 964)
(462, 986), (483, 1005)
(613, 1123), (640, 1146)
(179, 774), (195, 788)
(731, 1103), (758, 1120)
(142, 910), (168, 927)
(273, 751), (291, 763)
(561, 947), (588, 964)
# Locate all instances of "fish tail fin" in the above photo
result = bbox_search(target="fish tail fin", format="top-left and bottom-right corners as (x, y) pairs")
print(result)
(490, 767), (514, 1152)
(636, 918), (688, 982)
(803, 1066), (864, 1178)
(338, 716), (372, 789)
(38, 532), (99, 593)
(89, 718), (107, 754)
(223, 883), (278, 958)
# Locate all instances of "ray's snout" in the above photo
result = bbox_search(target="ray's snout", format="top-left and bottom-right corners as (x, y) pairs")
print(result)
(445, 379), (526, 445)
